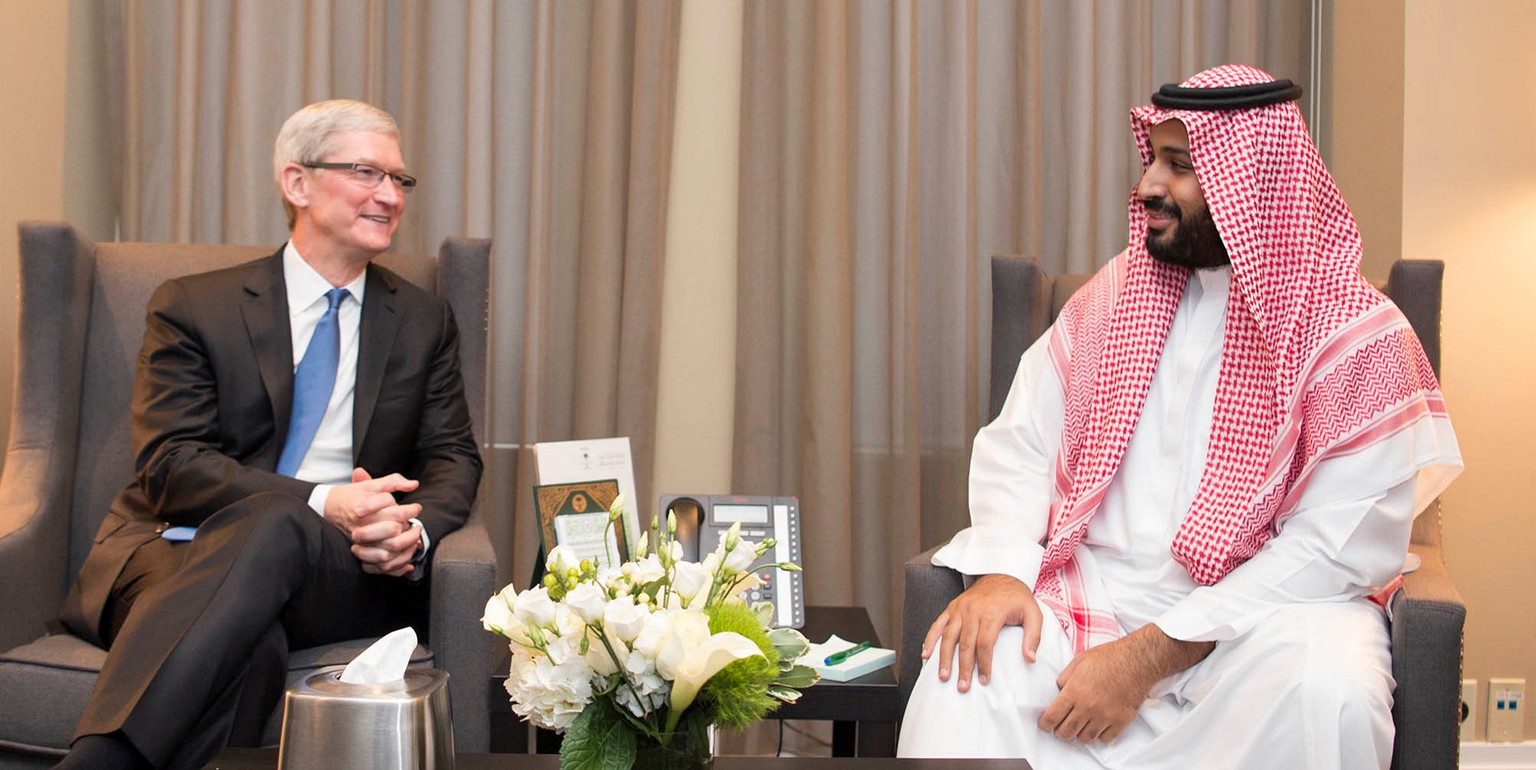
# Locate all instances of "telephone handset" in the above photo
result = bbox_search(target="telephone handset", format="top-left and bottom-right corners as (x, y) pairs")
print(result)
(657, 494), (805, 629)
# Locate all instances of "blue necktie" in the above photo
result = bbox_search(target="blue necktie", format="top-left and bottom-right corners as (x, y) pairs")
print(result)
(276, 288), (349, 477)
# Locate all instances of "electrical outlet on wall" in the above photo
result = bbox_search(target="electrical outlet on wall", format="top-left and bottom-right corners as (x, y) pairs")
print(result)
(1461, 679), (1478, 742)
(1487, 677), (1526, 743)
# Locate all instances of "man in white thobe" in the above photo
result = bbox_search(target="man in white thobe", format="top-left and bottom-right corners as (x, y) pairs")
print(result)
(898, 65), (1461, 770)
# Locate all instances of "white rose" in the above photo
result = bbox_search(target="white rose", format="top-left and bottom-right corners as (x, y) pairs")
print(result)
(481, 584), (517, 635)
(546, 545), (581, 577)
(632, 608), (677, 660)
(553, 606), (585, 638)
(669, 559), (709, 599)
(628, 554), (666, 585)
(724, 541), (756, 573)
(602, 596), (649, 643)
(513, 586), (557, 628)
(564, 582), (608, 623)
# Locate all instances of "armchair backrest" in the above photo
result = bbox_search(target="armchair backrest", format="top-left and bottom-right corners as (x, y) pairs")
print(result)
(987, 255), (1446, 546)
(0, 222), (489, 650)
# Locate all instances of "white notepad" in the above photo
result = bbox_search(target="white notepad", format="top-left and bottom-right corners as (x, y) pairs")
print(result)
(802, 634), (896, 682)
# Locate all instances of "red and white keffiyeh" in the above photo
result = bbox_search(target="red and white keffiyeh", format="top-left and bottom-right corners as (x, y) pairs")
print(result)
(1031, 64), (1454, 652)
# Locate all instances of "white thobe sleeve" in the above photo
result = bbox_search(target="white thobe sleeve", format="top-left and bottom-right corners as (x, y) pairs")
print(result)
(931, 332), (1063, 589)
(1154, 419), (1460, 643)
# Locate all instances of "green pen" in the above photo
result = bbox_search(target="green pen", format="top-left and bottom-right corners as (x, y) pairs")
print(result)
(824, 640), (872, 665)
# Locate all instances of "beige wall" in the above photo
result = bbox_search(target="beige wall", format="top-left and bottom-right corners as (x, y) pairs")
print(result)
(1327, 0), (1405, 282)
(1400, 0), (1536, 732)
(0, 0), (72, 466)
(1333, 0), (1536, 740)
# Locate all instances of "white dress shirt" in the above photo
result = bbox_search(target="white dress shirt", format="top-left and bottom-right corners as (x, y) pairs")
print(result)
(283, 243), (366, 513)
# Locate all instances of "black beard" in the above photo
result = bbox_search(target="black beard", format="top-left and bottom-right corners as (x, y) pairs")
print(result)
(1144, 199), (1231, 269)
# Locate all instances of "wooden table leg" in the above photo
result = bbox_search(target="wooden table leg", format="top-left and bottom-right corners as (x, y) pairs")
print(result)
(832, 720), (857, 756)
(857, 721), (897, 757)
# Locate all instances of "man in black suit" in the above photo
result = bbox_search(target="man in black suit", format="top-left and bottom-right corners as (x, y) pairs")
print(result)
(54, 99), (483, 770)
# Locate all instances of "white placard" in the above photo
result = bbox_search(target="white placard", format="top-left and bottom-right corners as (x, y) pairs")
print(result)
(534, 437), (642, 552)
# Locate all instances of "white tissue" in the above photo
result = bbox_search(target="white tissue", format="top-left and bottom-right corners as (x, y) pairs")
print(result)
(340, 626), (417, 684)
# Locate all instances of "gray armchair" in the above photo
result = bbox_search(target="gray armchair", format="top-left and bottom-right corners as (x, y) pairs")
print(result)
(0, 222), (499, 766)
(901, 255), (1463, 770)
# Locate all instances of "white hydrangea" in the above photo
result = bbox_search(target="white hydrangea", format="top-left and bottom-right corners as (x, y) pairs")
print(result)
(503, 642), (595, 732)
(613, 644), (669, 718)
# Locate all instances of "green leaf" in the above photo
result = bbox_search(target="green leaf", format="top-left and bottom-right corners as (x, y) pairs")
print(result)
(773, 664), (821, 689)
(767, 685), (804, 704)
(559, 702), (637, 770)
(767, 627), (811, 661)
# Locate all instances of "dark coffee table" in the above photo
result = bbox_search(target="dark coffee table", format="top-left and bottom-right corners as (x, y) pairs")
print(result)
(489, 606), (900, 757)
(209, 747), (1025, 768)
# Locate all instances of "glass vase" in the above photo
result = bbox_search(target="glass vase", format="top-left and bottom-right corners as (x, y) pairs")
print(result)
(632, 729), (713, 770)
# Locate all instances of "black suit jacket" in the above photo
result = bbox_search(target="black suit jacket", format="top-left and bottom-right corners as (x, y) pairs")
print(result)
(61, 249), (483, 646)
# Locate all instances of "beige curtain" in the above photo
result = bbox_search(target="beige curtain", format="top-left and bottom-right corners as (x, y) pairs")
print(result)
(734, 0), (1312, 644)
(108, 0), (682, 587)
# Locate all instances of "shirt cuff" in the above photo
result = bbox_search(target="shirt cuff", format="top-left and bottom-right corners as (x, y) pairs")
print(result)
(406, 518), (430, 582)
(1153, 588), (1248, 643)
(307, 484), (334, 516)
(931, 527), (1046, 590)
(410, 517), (432, 555)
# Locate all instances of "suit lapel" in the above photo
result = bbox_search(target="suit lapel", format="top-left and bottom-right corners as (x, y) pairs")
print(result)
(241, 251), (294, 440)
(353, 265), (401, 457)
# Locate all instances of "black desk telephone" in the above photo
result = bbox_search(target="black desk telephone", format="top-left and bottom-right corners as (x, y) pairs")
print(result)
(657, 494), (806, 629)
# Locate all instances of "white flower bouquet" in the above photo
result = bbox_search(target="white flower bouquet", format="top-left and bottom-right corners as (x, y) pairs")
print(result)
(482, 495), (819, 769)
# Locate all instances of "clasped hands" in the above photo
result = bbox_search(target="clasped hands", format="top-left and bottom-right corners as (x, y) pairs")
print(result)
(922, 573), (1213, 746)
(324, 468), (424, 577)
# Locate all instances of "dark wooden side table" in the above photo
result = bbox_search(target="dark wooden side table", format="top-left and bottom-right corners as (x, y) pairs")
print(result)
(772, 606), (900, 757)
(488, 606), (901, 757)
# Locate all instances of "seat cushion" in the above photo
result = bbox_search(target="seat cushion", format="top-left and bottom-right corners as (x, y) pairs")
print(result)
(0, 634), (433, 755)
(0, 635), (105, 756)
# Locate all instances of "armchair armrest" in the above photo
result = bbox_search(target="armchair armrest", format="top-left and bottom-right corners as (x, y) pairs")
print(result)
(1389, 543), (1465, 770)
(0, 446), (73, 651)
(428, 522), (498, 753)
(0, 223), (95, 652)
(899, 545), (965, 710)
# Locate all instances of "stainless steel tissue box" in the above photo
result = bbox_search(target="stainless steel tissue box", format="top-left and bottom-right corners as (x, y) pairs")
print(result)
(278, 665), (454, 769)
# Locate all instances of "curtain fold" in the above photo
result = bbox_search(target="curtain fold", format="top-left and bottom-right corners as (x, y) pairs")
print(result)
(734, 0), (1312, 647)
(109, 0), (682, 588)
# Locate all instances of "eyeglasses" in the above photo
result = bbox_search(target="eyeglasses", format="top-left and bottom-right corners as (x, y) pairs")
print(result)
(302, 162), (417, 193)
